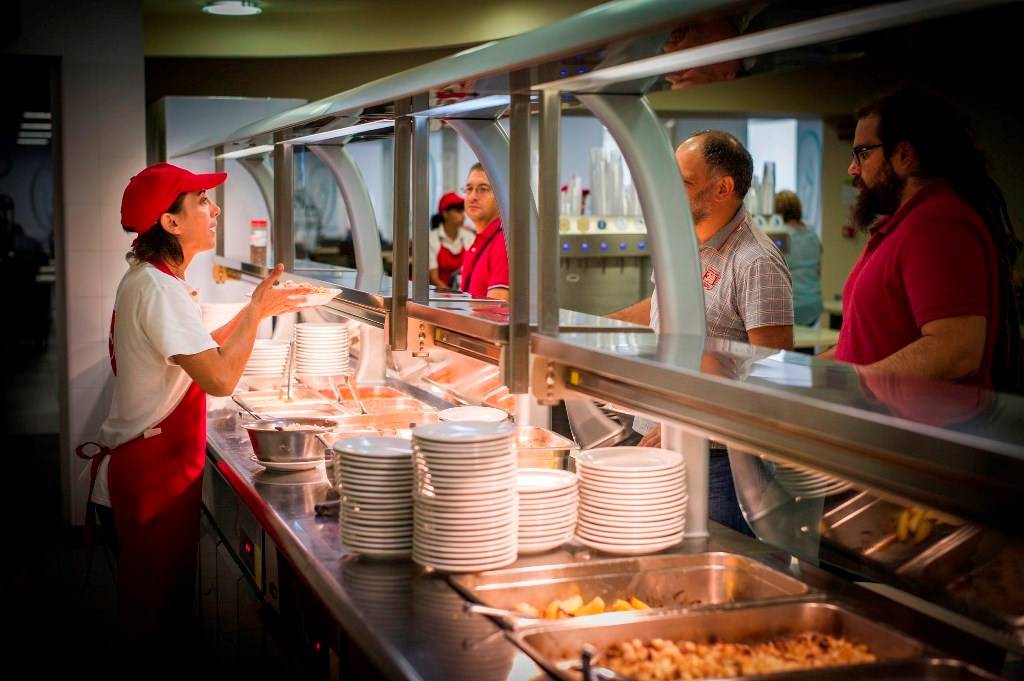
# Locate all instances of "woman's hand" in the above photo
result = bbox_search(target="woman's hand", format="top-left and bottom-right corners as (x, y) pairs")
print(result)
(249, 264), (314, 319)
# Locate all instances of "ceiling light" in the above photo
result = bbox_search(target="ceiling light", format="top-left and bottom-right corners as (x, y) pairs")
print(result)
(23, 112), (51, 120)
(202, 1), (261, 16)
(21, 122), (52, 131)
(214, 144), (274, 159)
(19, 131), (52, 138)
(17, 138), (49, 146)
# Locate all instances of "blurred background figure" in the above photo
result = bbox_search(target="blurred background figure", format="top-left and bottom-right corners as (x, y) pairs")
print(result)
(775, 190), (823, 327)
(428, 192), (474, 289)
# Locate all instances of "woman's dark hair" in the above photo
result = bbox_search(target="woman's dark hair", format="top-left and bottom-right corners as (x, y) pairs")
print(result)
(125, 192), (186, 266)
(858, 88), (1023, 393)
(691, 130), (753, 199)
(430, 212), (444, 230)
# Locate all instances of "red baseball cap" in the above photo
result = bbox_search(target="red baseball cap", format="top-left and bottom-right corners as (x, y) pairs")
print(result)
(437, 192), (464, 214)
(120, 162), (227, 234)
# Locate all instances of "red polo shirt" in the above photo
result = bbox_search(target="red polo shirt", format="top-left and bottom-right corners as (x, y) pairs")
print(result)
(835, 181), (998, 387)
(460, 218), (509, 299)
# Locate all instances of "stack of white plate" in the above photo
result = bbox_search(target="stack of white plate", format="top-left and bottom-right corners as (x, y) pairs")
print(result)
(517, 468), (577, 554)
(294, 322), (349, 376)
(575, 447), (687, 555)
(438, 406), (508, 423)
(334, 436), (414, 559)
(242, 339), (291, 378)
(411, 421), (518, 572)
(774, 464), (852, 498)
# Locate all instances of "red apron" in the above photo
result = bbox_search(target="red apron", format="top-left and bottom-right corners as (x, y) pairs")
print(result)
(436, 240), (465, 288)
(77, 260), (208, 637)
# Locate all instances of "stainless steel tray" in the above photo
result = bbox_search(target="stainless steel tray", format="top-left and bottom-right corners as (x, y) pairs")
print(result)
(451, 553), (813, 621)
(900, 529), (1024, 629)
(515, 426), (577, 470)
(821, 492), (964, 571)
(251, 403), (352, 419)
(343, 397), (437, 415)
(232, 388), (328, 413)
(512, 601), (927, 681)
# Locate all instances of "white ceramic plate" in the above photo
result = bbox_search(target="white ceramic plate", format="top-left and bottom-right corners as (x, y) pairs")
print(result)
(518, 537), (572, 554)
(576, 447), (684, 473)
(438, 406), (508, 423)
(250, 456), (323, 472)
(577, 521), (685, 540)
(413, 513), (517, 529)
(412, 421), (515, 444)
(334, 436), (411, 457)
(516, 468), (578, 493)
(579, 505), (683, 523)
(579, 487), (689, 504)
(411, 551), (517, 573)
(575, 533), (683, 556)
(518, 487), (580, 502)
(346, 546), (411, 560)
(577, 463), (687, 482)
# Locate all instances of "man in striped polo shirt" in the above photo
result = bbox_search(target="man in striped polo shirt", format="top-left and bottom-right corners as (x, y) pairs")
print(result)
(611, 130), (794, 533)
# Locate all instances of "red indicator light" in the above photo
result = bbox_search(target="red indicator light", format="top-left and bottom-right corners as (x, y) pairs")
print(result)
(244, 543), (252, 553)
(314, 641), (321, 652)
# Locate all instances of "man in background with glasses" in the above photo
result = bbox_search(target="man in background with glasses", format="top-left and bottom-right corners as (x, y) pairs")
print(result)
(459, 163), (509, 301)
(823, 89), (1021, 393)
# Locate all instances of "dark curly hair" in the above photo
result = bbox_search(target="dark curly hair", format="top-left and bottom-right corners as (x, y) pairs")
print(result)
(125, 192), (186, 266)
(691, 130), (753, 199)
(857, 88), (1022, 393)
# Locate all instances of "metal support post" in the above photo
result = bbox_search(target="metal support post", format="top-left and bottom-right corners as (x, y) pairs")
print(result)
(507, 81), (532, 394)
(411, 95), (431, 303)
(389, 100), (412, 350)
(537, 89), (561, 337)
(272, 132), (294, 272)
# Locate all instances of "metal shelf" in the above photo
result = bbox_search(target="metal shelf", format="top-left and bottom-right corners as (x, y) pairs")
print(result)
(531, 331), (1024, 534)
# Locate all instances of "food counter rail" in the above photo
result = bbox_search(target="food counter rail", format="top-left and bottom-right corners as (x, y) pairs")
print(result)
(203, 405), (1014, 681)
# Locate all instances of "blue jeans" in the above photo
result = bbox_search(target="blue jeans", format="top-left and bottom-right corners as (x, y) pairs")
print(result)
(710, 448), (753, 536)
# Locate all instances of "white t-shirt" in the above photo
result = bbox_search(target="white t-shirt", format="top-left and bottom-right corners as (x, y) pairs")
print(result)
(90, 262), (219, 506)
(427, 225), (476, 270)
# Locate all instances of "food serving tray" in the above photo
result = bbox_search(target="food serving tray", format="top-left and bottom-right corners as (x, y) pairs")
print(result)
(511, 601), (926, 681)
(450, 553), (813, 623)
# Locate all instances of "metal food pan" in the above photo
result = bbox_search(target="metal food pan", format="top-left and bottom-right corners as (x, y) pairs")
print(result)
(335, 385), (406, 401)
(451, 553), (812, 620)
(351, 397), (437, 415)
(901, 529), (1024, 628)
(512, 601), (926, 681)
(254, 403), (351, 419)
(515, 426), (577, 470)
(326, 410), (439, 431)
(821, 492), (963, 570)
(233, 388), (328, 412)
(834, 659), (1008, 680)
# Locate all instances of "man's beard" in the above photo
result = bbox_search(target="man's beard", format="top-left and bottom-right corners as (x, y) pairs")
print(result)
(689, 182), (714, 225)
(852, 161), (905, 231)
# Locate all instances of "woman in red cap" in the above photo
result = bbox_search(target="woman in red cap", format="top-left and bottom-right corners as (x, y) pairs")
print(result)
(428, 191), (475, 288)
(77, 163), (310, 643)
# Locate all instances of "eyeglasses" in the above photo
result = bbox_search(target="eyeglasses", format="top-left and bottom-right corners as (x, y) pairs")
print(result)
(851, 143), (883, 167)
(463, 184), (492, 196)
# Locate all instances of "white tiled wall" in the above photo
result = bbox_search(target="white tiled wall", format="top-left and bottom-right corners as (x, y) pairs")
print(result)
(11, 0), (146, 525)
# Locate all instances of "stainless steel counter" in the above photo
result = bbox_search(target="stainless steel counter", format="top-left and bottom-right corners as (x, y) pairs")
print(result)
(204, 406), (1013, 680)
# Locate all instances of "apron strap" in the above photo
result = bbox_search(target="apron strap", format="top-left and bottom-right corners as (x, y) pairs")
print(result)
(76, 441), (109, 460)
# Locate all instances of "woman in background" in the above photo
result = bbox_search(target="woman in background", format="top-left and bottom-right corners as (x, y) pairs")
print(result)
(775, 190), (823, 326)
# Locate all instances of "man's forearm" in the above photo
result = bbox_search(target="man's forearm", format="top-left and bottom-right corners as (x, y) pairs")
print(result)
(864, 336), (973, 380)
(608, 297), (652, 326)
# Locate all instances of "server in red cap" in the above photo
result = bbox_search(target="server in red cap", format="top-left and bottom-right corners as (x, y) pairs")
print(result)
(76, 163), (311, 642)
(428, 191), (474, 288)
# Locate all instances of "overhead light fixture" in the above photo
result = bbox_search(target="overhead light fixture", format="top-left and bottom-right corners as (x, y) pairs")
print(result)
(21, 122), (52, 131)
(17, 138), (49, 146)
(284, 120), (395, 146)
(214, 144), (275, 159)
(23, 112), (51, 120)
(18, 131), (52, 139)
(202, 1), (261, 16)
